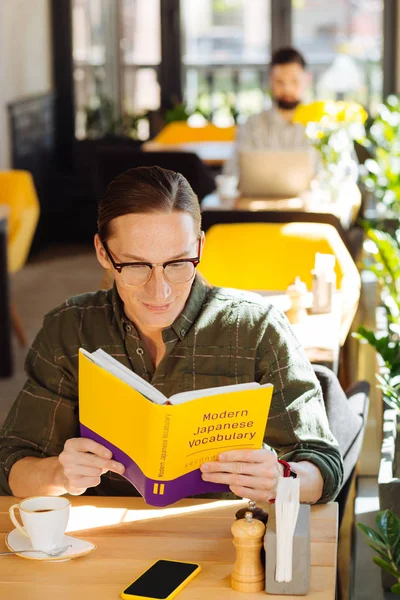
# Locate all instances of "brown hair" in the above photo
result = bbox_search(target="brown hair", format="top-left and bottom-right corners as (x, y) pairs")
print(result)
(97, 166), (201, 241)
(270, 47), (306, 69)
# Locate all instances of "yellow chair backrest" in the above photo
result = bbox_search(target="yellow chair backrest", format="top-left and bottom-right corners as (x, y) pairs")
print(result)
(199, 222), (360, 292)
(154, 122), (236, 144)
(0, 170), (40, 273)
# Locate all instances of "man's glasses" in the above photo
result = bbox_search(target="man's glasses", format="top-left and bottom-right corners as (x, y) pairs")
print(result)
(101, 239), (201, 287)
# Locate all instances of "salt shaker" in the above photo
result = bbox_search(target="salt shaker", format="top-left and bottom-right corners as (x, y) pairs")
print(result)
(286, 276), (308, 324)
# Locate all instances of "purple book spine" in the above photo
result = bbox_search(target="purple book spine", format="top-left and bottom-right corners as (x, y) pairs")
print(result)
(79, 424), (228, 507)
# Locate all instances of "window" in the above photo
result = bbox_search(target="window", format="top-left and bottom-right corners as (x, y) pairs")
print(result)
(121, 0), (161, 116)
(72, 0), (108, 138)
(292, 0), (383, 112)
(72, 0), (160, 139)
(69, 0), (385, 140)
(181, 0), (271, 124)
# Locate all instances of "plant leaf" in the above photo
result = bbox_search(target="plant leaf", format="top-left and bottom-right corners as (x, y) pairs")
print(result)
(376, 510), (400, 550)
(391, 582), (400, 595)
(366, 542), (392, 562)
(357, 523), (387, 548)
(373, 556), (400, 578)
(393, 539), (400, 567)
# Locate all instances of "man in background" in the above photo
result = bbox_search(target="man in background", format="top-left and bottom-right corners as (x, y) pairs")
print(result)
(224, 47), (311, 176)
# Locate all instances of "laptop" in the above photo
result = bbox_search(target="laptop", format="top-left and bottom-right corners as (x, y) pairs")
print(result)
(239, 150), (315, 198)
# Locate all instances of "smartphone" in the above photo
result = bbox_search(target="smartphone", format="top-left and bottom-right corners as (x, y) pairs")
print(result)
(120, 559), (201, 600)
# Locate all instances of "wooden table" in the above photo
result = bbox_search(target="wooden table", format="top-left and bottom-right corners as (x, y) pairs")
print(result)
(0, 496), (338, 600)
(142, 141), (234, 166)
(261, 292), (342, 374)
(0, 205), (12, 378)
(202, 183), (362, 230)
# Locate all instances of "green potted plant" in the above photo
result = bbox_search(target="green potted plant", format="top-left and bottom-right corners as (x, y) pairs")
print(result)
(293, 101), (367, 199)
(357, 510), (400, 594)
(354, 225), (400, 588)
(164, 101), (191, 124)
(361, 95), (400, 221)
(83, 95), (145, 140)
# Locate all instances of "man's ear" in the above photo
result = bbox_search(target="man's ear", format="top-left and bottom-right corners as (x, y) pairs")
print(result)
(94, 233), (111, 270)
(199, 231), (205, 257)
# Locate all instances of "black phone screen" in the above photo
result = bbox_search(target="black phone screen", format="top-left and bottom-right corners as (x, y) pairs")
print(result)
(123, 560), (199, 599)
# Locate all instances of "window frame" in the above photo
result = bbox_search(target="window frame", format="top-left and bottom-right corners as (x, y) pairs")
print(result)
(52, 0), (392, 153)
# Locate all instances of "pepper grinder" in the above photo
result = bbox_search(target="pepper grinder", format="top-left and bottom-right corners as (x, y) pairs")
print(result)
(231, 510), (266, 593)
(235, 499), (268, 525)
(236, 500), (268, 566)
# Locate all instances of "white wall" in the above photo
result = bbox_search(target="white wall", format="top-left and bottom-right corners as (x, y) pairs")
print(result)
(0, 0), (52, 168)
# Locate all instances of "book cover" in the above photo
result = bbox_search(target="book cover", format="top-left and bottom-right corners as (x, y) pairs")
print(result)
(78, 350), (273, 506)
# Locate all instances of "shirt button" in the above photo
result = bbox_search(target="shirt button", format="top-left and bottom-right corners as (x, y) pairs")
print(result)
(125, 324), (132, 332)
(136, 348), (144, 355)
(180, 328), (186, 336)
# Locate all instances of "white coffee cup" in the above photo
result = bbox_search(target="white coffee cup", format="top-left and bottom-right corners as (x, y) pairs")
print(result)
(215, 174), (238, 206)
(9, 496), (70, 551)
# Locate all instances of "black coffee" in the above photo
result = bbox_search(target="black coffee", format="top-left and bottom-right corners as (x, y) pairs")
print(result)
(32, 509), (53, 513)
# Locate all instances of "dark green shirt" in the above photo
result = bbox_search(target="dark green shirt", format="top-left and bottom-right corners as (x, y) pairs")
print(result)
(0, 275), (343, 500)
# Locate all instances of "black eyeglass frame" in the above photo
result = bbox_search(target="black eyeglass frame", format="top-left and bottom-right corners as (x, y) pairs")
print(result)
(101, 238), (202, 284)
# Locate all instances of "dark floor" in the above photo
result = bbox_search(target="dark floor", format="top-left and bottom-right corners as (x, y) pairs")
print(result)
(0, 244), (102, 423)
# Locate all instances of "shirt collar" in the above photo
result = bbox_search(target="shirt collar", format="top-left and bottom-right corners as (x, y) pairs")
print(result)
(170, 274), (210, 341)
(111, 284), (132, 339)
(111, 274), (211, 342)
(268, 105), (291, 125)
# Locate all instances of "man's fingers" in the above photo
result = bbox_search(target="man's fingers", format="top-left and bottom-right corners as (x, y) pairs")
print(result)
(217, 449), (276, 463)
(59, 440), (125, 475)
(201, 460), (278, 481)
(62, 454), (124, 475)
(82, 453), (125, 474)
(63, 465), (104, 478)
(201, 471), (275, 491)
(201, 460), (261, 476)
(64, 437), (112, 459)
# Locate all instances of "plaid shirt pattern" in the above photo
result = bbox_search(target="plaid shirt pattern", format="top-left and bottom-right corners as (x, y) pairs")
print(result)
(0, 275), (343, 500)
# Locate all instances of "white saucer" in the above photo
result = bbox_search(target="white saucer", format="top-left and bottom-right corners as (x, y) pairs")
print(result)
(5, 529), (96, 561)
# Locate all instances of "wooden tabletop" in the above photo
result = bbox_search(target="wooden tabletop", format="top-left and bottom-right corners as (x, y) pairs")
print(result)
(202, 185), (361, 230)
(142, 141), (234, 166)
(259, 292), (342, 372)
(0, 496), (338, 600)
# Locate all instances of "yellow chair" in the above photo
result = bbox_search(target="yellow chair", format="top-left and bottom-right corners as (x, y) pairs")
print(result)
(153, 122), (236, 144)
(198, 222), (361, 344)
(0, 170), (40, 345)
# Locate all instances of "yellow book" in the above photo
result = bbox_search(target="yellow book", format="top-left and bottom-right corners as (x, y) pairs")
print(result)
(79, 348), (273, 506)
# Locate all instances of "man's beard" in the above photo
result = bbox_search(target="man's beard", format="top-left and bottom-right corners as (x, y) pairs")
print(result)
(275, 98), (301, 111)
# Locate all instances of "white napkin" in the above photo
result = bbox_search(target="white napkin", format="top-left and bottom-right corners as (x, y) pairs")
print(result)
(275, 477), (300, 582)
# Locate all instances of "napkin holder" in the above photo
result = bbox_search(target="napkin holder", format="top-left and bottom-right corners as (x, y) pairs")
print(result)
(264, 503), (310, 595)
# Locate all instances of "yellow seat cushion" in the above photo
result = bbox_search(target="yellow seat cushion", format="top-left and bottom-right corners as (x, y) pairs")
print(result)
(0, 170), (40, 273)
(154, 122), (236, 144)
(199, 222), (359, 292)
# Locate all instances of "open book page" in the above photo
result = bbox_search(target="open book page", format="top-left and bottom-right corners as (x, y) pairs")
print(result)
(80, 348), (167, 405)
(81, 349), (265, 405)
(170, 381), (263, 404)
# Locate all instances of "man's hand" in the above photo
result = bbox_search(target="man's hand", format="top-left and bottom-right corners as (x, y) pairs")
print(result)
(58, 438), (125, 495)
(200, 448), (281, 503)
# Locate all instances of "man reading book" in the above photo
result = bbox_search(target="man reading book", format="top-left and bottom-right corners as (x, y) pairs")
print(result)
(0, 166), (343, 504)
